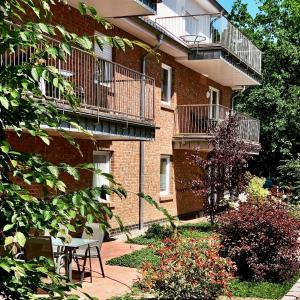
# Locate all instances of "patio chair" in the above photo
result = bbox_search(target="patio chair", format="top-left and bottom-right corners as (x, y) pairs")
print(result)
(73, 223), (105, 284)
(24, 236), (66, 274)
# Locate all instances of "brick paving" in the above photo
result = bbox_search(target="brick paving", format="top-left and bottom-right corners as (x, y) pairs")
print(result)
(281, 278), (300, 300)
(74, 240), (146, 300)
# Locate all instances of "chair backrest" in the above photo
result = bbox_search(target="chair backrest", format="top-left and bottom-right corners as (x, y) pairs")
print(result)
(81, 223), (105, 247)
(24, 236), (54, 261)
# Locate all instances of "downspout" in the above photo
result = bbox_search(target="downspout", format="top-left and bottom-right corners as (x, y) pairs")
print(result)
(231, 86), (246, 110)
(139, 34), (164, 230)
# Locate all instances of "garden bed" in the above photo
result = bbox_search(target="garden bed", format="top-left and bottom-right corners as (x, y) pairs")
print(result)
(107, 222), (298, 299)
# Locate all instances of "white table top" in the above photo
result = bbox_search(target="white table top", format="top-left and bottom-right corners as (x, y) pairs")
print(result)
(51, 237), (99, 248)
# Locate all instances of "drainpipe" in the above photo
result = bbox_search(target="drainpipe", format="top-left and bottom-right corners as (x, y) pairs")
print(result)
(139, 34), (164, 230)
(231, 86), (246, 109)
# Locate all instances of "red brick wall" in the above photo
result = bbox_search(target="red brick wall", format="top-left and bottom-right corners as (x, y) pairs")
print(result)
(11, 3), (233, 228)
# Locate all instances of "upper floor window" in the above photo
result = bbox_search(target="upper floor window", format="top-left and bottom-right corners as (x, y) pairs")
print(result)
(95, 32), (113, 86)
(161, 63), (172, 105)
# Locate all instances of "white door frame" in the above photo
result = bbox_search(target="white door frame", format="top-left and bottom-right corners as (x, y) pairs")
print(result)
(209, 86), (220, 120)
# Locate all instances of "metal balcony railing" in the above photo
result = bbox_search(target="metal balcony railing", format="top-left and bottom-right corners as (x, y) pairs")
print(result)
(0, 34), (155, 123)
(155, 14), (262, 75)
(175, 104), (260, 144)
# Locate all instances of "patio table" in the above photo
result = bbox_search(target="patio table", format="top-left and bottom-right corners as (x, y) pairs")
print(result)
(51, 237), (99, 281)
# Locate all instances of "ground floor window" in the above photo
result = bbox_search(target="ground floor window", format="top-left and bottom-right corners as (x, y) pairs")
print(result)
(160, 155), (171, 196)
(93, 151), (111, 201)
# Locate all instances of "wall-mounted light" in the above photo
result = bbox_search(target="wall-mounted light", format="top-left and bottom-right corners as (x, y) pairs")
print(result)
(206, 90), (211, 99)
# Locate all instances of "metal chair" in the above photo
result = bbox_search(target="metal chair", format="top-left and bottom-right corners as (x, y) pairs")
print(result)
(73, 223), (105, 284)
(24, 236), (66, 274)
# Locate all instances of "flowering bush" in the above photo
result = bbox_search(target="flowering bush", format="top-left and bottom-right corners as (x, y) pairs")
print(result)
(139, 236), (235, 300)
(218, 201), (300, 282)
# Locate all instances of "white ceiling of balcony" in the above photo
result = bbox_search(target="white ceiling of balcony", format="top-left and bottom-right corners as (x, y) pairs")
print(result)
(67, 0), (155, 18)
(176, 57), (260, 87)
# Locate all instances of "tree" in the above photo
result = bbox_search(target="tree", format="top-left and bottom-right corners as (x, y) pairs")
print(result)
(183, 114), (255, 225)
(0, 1), (173, 299)
(278, 155), (300, 202)
(229, 0), (300, 178)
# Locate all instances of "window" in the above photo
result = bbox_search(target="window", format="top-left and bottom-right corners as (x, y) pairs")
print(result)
(161, 64), (172, 104)
(209, 86), (220, 120)
(94, 31), (113, 86)
(160, 155), (171, 196)
(93, 151), (111, 202)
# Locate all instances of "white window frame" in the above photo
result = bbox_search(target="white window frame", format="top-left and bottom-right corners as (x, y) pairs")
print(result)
(93, 151), (111, 202)
(209, 86), (220, 120)
(161, 63), (172, 105)
(160, 155), (171, 196)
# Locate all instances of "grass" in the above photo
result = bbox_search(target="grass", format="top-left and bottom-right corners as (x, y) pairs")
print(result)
(108, 222), (213, 268)
(107, 222), (298, 299)
(229, 275), (299, 299)
(107, 247), (160, 268)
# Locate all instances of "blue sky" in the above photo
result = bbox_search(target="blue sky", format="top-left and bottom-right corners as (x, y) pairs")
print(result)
(217, 0), (259, 16)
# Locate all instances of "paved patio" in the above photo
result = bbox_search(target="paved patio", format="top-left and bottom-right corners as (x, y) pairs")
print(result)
(73, 240), (145, 300)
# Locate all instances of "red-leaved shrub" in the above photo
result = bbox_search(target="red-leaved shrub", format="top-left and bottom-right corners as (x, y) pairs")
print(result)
(139, 236), (235, 300)
(218, 200), (300, 282)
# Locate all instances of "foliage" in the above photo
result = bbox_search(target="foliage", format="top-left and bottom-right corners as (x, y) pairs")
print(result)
(182, 114), (254, 224)
(129, 222), (212, 246)
(218, 200), (300, 282)
(143, 223), (173, 240)
(230, 0), (300, 177)
(0, 1), (169, 299)
(107, 248), (160, 269)
(139, 236), (235, 300)
(278, 155), (300, 202)
(229, 274), (300, 299)
(246, 176), (270, 202)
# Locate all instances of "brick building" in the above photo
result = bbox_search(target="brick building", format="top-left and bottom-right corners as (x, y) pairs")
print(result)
(6, 0), (261, 231)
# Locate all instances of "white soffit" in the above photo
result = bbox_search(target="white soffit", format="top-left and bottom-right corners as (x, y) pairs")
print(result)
(195, 0), (222, 14)
(67, 0), (154, 18)
(111, 18), (188, 58)
(176, 57), (260, 87)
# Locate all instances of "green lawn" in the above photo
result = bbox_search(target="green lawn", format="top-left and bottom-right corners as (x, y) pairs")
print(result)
(107, 222), (297, 299)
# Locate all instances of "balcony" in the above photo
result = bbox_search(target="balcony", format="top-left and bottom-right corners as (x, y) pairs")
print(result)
(68, 0), (157, 17)
(174, 104), (260, 151)
(1, 35), (155, 141)
(155, 14), (262, 86)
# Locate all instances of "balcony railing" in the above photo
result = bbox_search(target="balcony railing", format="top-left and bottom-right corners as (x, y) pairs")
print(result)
(175, 104), (260, 144)
(0, 36), (155, 123)
(155, 14), (262, 75)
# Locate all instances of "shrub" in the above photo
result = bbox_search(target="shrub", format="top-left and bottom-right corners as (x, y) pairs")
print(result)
(144, 223), (173, 240)
(218, 200), (300, 282)
(246, 176), (270, 202)
(139, 236), (234, 300)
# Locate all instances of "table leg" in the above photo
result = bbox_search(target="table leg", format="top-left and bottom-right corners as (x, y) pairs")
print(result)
(68, 248), (73, 282)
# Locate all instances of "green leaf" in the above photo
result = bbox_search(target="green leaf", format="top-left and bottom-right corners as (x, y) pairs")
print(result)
(31, 67), (41, 81)
(40, 136), (50, 145)
(0, 96), (9, 110)
(61, 42), (72, 56)
(0, 261), (11, 273)
(15, 232), (26, 247)
(3, 224), (15, 232)
(47, 166), (59, 178)
(1, 141), (10, 154)
(4, 236), (14, 247)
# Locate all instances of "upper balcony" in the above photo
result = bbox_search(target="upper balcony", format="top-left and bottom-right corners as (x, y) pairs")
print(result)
(155, 14), (262, 87)
(174, 104), (260, 152)
(1, 34), (156, 141)
(68, 0), (158, 17)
